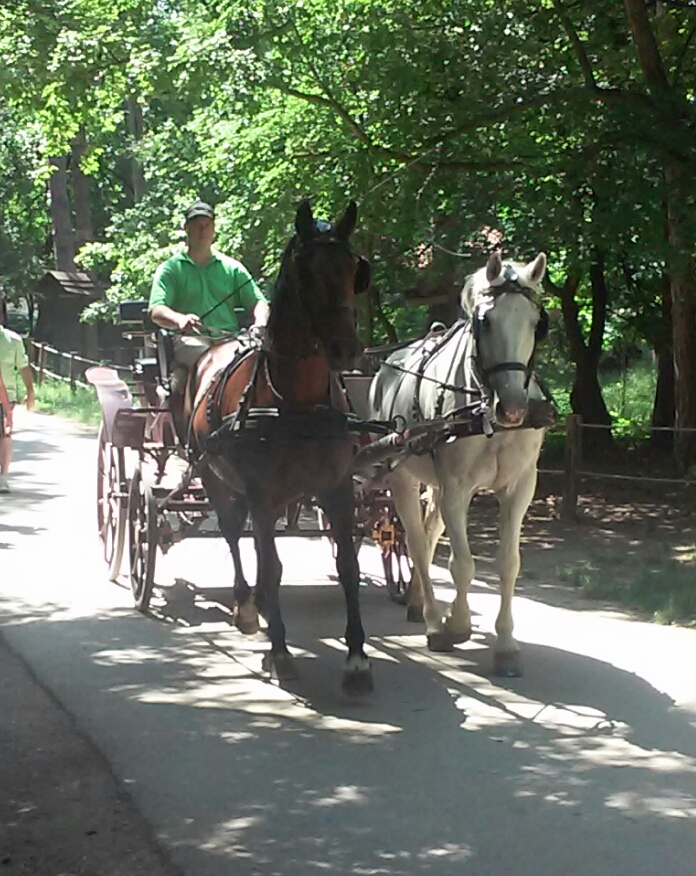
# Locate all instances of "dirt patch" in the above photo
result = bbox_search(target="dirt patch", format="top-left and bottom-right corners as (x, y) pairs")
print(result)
(0, 635), (181, 876)
(434, 472), (696, 621)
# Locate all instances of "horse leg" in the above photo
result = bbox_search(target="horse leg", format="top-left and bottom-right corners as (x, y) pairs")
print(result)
(422, 485), (445, 575)
(203, 476), (259, 633)
(493, 467), (537, 677)
(389, 472), (447, 642)
(319, 481), (373, 695)
(250, 502), (297, 681)
(388, 468), (428, 623)
(438, 479), (476, 649)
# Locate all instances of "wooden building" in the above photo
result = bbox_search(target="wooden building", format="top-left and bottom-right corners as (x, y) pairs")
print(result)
(33, 271), (103, 358)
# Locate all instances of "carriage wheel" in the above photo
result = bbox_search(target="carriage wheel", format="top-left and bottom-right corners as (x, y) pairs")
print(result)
(127, 464), (158, 612)
(383, 536), (413, 605)
(97, 422), (127, 582)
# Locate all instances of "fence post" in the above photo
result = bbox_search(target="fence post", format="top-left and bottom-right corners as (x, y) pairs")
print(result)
(68, 352), (77, 392)
(562, 414), (582, 521)
(37, 343), (47, 386)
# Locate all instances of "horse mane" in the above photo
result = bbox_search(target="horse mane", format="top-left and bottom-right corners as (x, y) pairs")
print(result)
(460, 256), (545, 317)
(266, 220), (341, 347)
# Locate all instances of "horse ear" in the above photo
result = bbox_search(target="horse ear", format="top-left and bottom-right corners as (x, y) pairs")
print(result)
(486, 252), (503, 284)
(355, 257), (371, 294)
(525, 252), (547, 285)
(335, 201), (358, 240)
(295, 200), (315, 241)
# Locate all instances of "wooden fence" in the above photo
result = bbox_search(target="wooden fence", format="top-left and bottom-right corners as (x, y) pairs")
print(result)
(543, 414), (696, 520)
(26, 339), (129, 390)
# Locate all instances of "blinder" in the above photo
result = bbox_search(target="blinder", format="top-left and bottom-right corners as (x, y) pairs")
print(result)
(355, 256), (371, 295)
(536, 307), (549, 344)
(472, 295), (548, 346)
(471, 284), (548, 387)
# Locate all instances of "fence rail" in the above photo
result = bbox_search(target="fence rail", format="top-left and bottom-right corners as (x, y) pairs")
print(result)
(26, 339), (130, 390)
(540, 414), (696, 520)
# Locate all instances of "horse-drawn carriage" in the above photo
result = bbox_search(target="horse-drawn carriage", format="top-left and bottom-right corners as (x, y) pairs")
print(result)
(88, 201), (555, 691)
(89, 341), (413, 612)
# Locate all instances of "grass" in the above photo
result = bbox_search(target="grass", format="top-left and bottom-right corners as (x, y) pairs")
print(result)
(539, 357), (657, 458)
(558, 556), (696, 626)
(32, 379), (102, 427)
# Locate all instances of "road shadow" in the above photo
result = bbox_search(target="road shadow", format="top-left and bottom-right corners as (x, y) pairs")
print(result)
(2, 580), (696, 876)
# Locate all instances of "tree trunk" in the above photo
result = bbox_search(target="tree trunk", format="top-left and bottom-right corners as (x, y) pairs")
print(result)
(623, 0), (696, 468)
(71, 128), (93, 251)
(127, 95), (146, 202)
(664, 156), (696, 469)
(650, 273), (674, 453)
(548, 256), (613, 454)
(48, 155), (76, 271)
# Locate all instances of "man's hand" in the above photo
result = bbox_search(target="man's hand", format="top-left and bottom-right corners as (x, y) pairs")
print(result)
(176, 313), (202, 332)
(3, 407), (12, 436)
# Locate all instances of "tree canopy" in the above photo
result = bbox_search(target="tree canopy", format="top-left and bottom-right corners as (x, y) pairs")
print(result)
(2, 0), (696, 456)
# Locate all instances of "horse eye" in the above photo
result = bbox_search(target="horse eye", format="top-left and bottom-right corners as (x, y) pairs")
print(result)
(480, 315), (490, 331)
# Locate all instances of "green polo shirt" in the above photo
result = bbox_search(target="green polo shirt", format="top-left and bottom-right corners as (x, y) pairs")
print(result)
(0, 327), (29, 399)
(149, 250), (267, 333)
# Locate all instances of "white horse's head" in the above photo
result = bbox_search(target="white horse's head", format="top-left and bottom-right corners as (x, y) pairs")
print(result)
(460, 252), (548, 428)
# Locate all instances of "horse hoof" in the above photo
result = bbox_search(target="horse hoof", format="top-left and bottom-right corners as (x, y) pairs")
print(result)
(262, 652), (298, 681)
(406, 605), (424, 623)
(236, 616), (261, 635)
(493, 651), (522, 677)
(342, 668), (374, 697)
(427, 631), (455, 652)
(445, 629), (472, 645)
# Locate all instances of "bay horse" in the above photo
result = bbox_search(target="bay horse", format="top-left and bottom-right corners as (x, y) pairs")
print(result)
(368, 252), (552, 677)
(184, 201), (373, 694)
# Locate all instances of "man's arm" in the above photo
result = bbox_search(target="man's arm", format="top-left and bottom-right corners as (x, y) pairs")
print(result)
(150, 304), (202, 333)
(20, 366), (34, 410)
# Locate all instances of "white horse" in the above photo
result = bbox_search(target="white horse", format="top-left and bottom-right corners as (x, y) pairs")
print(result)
(368, 252), (551, 676)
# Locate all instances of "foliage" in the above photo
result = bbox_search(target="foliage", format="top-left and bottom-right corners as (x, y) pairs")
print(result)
(33, 379), (102, 426)
(560, 554), (696, 626)
(2, 1), (696, 399)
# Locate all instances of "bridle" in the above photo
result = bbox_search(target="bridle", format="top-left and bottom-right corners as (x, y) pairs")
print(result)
(383, 267), (548, 424)
(471, 267), (548, 390)
(267, 230), (358, 362)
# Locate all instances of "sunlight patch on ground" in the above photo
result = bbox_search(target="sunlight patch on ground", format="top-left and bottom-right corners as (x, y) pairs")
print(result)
(131, 665), (401, 741)
(417, 843), (472, 862)
(305, 785), (370, 807)
(605, 790), (696, 819)
(320, 637), (400, 663)
(568, 735), (696, 774)
(199, 815), (260, 855)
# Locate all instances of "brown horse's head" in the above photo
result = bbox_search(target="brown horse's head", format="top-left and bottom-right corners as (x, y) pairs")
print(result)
(267, 201), (370, 371)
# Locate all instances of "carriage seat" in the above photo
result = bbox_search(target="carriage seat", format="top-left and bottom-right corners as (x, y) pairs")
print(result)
(156, 329), (175, 389)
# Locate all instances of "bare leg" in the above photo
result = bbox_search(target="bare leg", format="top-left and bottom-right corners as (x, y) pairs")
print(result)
(0, 436), (11, 474)
(319, 480), (373, 695)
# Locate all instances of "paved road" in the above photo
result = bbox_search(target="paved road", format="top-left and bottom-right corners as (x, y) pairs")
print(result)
(2, 409), (696, 876)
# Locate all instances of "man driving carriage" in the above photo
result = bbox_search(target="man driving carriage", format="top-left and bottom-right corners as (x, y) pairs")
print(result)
(148, 201), (270, 395)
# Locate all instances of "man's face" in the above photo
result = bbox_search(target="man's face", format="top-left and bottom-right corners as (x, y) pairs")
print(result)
(185, 216), (215, 247)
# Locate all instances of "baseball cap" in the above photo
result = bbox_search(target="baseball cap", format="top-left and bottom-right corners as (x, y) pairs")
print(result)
(184, 201), (215, 222)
